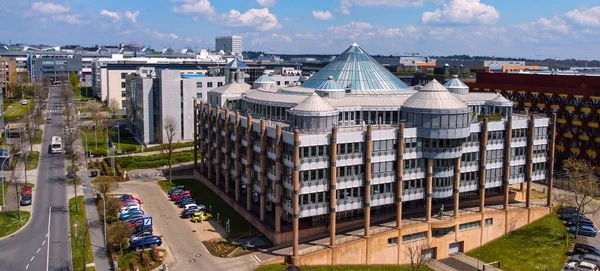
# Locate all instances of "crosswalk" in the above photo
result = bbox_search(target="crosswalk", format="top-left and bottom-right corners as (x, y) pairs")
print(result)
(48, 109), (62, 113)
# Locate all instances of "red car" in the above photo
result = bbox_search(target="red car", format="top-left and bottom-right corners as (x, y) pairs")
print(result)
(171, 192), (190, 201)
(118, 197), (143, 206)
(46, 118), (52, 124)
(129, 219), (144, 227)
(169, 190), (190, 198)
(21, 187), (32, 195)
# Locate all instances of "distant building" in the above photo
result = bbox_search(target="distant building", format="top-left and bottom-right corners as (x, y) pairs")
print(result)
(0, 57), (17, 95)
(28, 51), (82, 82)
(216, 36), (243, 55)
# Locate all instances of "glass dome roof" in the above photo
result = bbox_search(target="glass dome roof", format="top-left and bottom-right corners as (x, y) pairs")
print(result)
(301, 43), (409, 92)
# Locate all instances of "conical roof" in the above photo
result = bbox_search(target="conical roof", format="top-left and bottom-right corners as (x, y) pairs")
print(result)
(225, 58), (248, 69)
(444, 75), (468, 88)
(490, 93), (512, 104)
(255, 73), (276, 84)
(402, 80), (469, 111)
(314, 76), (344, 91)
(300, 43), (408, 92)
(290, 93), (336, 116)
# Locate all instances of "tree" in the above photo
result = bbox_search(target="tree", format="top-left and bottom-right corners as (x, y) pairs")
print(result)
(561, 158), (600, 238)
(92, 176), (119, 199)
(105, 197), (121, 218)
(69, 72), (80, 97)
(86, 100), (105, 150)
(161, 116), (180, 183)
(405, 239), (433, 271)
(108, 221), (134, 254)
(108, 98), (120, 119)
(60, 80), (84, 212)
(23, 114), (37, 153)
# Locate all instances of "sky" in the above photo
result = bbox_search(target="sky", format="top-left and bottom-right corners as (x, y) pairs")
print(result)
(0, 0), (600, 59)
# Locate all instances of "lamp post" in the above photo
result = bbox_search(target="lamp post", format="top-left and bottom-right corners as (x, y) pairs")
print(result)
(1, 151), (22, 209)
(82, 186), (107, 251)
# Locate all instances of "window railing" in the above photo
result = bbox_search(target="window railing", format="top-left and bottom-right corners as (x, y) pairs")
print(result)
(432, 166), (453, 173)
(422, 146), (462, 154)
(300, 178), (328, 188)
(403, 188), (424, 195)
(404, 147), (418, 154)
(404, 168), (424, 174)
(300, 201), (328, 211)
(371, 191), (395, 200)
(337, 153), (363, 160)
(460, 180), (478, 187)
(461, 161), (478, 167)
(372, 171), (395, 179)
(512, 137), (526, 143)
(300, 156), (329, 164)
(338, 175), (364, 183)
(373, 149), (396, 156)
(336, 197), (363, 205)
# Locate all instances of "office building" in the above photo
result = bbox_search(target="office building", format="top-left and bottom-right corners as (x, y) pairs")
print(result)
(28, 51), (82, 82)
(468, 72), (600, 170)
(0, 57), (17, 95)
(195, 44), (554, 265)
(216, 36), (243, 55)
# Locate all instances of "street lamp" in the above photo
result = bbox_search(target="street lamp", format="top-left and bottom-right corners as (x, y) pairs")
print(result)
(81, 186), (107, 251)
(1, 151), (22, 209)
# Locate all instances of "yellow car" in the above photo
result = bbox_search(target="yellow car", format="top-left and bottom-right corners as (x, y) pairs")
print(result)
(191, 212), (213, 222)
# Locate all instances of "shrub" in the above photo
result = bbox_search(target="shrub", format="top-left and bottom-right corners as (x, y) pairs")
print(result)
(102, 160), (111, 175)
(141, 251), (151, 267)
(130, 259), (139, 270)
(116, 163), (123, 177)
(120, 145), (137, 152)
(151, 245), (160, 261)
(91, 149), (108, 157)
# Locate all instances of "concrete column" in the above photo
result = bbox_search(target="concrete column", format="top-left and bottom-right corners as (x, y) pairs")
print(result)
(207, 104), (213, 181)
(246, 116), (254, 211)
(453, 156), (461, 218)
(215, 107), (222, 187)
(329, 127), (338, 247)
(292, 130), (300, 266)
(364, 125), (372, 237)
(275, 125), (282, 233)
(260, 120), (267, 221)
(194, 99), (198, 169)
(426, 158), (433, 222)
(224, 109), (231, 194)
(526, 115), (536, 208)
(198, 101), (206, 173)
(235, 112), (241, 202)
(503, 116), (513, 210)
(396, 124), (405, 228)
(479, 118), (489, 212)
(547, 113), (557, 207)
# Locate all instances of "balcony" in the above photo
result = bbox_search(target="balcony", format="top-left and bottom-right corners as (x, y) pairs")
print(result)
(301, 156), (329, 164)
(267, 149), (276, 160)
(486, 177), (502, 188)
(422, 146), (463, 159)
(336, 197), (363, 212)
(371, 192), (395, 206)
(253, 164), (261, 173)
(267, 170), (277, 181)
(253, 144), (261, 153)
(372, 171), (395, 185)
(372, 149), (396, 157)
(221, 130), (226, 137)
(337, 175), (363, 189)
(241, 139), (248, 147)
(241, 176), (249, 185)
(283, 179), (293, 190)
(266, 188), (276, 202)
(299, 178), (328, 194)
(253, 182), (261, 194)
(459, 180), (478, 192)
(432, 186), (453, 198)
(299, 202), (328, 217)
(283, 198), (293, 214)
(241, 156), (248, 165)
(230, 134), (236, 141)
(403, 188), (424, 201)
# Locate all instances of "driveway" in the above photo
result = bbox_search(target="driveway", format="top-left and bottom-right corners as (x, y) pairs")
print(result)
(116, 181), (258, 271)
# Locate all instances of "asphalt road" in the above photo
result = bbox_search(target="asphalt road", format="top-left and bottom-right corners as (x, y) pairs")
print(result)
(0, 87), (72, 271)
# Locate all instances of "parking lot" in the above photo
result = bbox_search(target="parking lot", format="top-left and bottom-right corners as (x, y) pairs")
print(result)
(116, 181), (258, 271)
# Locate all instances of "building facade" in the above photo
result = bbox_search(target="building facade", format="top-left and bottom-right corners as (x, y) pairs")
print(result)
(216, 36), (243, 55)
(28, 51), (82, 82)
(468, 72), (600, 170)
(195, 44), (554, 265)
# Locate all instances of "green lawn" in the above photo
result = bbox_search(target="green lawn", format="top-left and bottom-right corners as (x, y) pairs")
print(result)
(256, 264), (433, 271)
(115, 249), (166, 271)
(0, 211), (30, 238)
(3, 100), (34, 121)
(114, 150), (195, 171)
(69, 196), (94, 271)
(466, 211), (570, 271)
(143, 141), (194, 152)
(32, 130), (43, 144)
(158, 180), (255, 234)
(25, 151), (40, 170)
(82, 124), (141, 157)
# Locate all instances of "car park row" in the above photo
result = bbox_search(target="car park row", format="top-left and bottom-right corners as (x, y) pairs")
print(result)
(167, 185), (214, 223)
(561, 207), (600, 271)
(118, 194), (163, 250)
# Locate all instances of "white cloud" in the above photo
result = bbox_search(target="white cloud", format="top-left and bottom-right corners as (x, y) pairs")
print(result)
(100, 10), (120, 21)
(53, 14), (81, 24)
(146, 29), (179, 40)
(272, 33), (292, 43)
(519, 16), (569, 35)
(31, 2), (70, 14)
(256, 0), (276, 7)
(422, 0), (499, 25)
(125, 10), (140, 23)
(566, 6), (600, 27)
(220, 8), (281, 31)
(312, 10), (333, 20)
(339, 0), (423, 15)
(172, 0), (215, 15)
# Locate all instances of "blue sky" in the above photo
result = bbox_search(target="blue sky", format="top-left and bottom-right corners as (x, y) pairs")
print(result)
(1, 0), (599, 59)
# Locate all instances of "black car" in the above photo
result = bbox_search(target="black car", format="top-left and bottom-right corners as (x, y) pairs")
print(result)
(574, 243), (600, 256)
(20, 194), (32, 206)
(130, 229), (153, 241)
(168, 186), (186, 195)
(134, 225), (153, 233)
(565, 217), (595, 227)
(178, 199), (196, 208)
(120, 194), (133, 202)
(174, 196), (193, 205)
(561, 211), (584, 221)
(90, 170), (98, 177)
(100, 170), (107, 176)
(558, 206), (578, 215)
(180, 207), (203, 218)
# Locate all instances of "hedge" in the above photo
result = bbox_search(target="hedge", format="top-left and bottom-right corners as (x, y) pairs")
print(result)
(110, 150), (195, 171)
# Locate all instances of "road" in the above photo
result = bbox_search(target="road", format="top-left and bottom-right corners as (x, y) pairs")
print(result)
(0, 87), (72, 271)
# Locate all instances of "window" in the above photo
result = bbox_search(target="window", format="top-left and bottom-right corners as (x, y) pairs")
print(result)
(121, 73), (126, 79)
(432, 227), (454, 237)
(207, 82), (213, 88)
(196, 93), (203, 99)
(387, 237), (398, 246)
(196, 82), (203, 88)
(121, 91), (126, 98)
(284, 81), (289, 85)
(402, 232), (426, 243)
(218, 82), (223, 87)
(485, 218), (493, 226)
(459, 221), (480, 231)
(121, 82), (126, 88)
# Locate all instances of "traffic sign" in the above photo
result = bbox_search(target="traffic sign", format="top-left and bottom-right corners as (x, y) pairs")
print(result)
(143, 216), (152, 227)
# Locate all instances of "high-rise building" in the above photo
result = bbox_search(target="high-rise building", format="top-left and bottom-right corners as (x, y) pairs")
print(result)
(194, 44), (554, 265)
(215, 36), (243, 55)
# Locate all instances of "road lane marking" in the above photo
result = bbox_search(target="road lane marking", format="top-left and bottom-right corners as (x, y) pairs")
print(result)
(42, 240), (45, 245)
(37, 248), (41, 254)
(31, 256), (35, 261)
(46, 206), (51, 271)
(25, 264), (29, 269)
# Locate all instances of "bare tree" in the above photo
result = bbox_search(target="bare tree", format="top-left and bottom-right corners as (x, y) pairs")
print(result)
(404, 239), (433, 271)
(60, 81), (85, 212)
(161, 116), (180, 183)
(11, 171), (21, 219)
(92, 176), (119, 199)
(23, 114), (37, 153)
(108, 98), (120, 119)
(85, 100), (104, 151)
(561, 158), (600, 238)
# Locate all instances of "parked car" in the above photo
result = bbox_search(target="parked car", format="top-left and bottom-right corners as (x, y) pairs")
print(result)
(170, 190), (190, 199)
(184, 203), (206, 211)
(572, 254), (600, 267)
(559, 206), (578, 215)
(134, 225), (152, 234)
(21, 100), (28, 105)
(89, 170), (98, 177)
(575, 244), (600, 256)
(130, 236), (162, 250)
(564, 261), (599, 271)
(172, 192), (191, 201)
(20, 194), (32, 206)
(130, 229), (153, 241)
(120, 201), (140, 209)
(191, 212), (213, 222)
(120, 198), (142, 206)
(168, 186), (186, 195)
(562, 211), (585, 221)
(178, 200), (196, 208)
(123, 215), (144, 223)
(180, 207), (203, 218)
(120, 194), (133, 202)
(129, 219), (144, 227)
(21, 187), (32, 195)
(174, 196), (193, 205)
(119, 210), (145, 221)
(569, 225), (598, 237)
(45, 117), (52, 124)
(120, 205), (140, 214)
(566, 217), (595, 227)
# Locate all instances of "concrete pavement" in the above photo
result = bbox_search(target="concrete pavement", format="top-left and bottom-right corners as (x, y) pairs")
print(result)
(81, 169), (111, 271)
